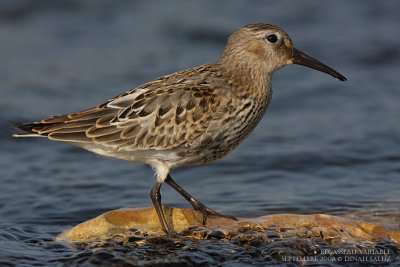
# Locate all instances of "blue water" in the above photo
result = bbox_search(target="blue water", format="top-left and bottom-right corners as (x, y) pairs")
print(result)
(1, 0), (399, 266)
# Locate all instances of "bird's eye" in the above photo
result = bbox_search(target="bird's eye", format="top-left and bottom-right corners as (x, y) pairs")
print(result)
(266, 34), (278, 43)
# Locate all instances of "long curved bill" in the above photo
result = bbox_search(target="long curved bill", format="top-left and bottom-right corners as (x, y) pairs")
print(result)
(293, 48), (347, 81)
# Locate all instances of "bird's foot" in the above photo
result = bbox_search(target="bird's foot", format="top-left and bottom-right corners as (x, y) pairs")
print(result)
(191, 201), (237, 226)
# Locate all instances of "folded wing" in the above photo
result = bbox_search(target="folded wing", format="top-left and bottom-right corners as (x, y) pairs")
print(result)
(14, 66), (228, 152)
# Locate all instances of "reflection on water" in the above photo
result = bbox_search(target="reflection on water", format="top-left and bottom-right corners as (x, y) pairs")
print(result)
(1, 0), (399, 265)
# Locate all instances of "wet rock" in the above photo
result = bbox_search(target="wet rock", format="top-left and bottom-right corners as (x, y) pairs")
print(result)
(56, 206), (400, 247)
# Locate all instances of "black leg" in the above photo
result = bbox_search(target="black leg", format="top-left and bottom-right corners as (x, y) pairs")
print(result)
(150, 179), (172, 234)
(165, 174), (237, 225)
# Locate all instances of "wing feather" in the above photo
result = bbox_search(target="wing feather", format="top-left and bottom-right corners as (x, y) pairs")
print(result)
(48, 132), (91, 142)
(14, 64), (232, 152)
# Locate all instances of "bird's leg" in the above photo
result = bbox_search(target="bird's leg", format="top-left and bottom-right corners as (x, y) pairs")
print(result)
(165, 174), (237, 225)
(150, 180), (172, 234)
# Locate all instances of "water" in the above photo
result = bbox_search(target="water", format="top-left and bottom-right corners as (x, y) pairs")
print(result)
(1, 0), (399, 266)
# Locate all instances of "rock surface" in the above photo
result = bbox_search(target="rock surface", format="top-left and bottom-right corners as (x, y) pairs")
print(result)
(56, 206), (400, 245)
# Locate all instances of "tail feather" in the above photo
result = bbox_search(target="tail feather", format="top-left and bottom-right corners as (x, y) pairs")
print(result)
(13, 119), (92, 142)
(13, 114), (73, 136)
(12, 107), (117, 142)
(13, 122), (38, 132)
(12, 132), (44, 138)
(13, 121), (55, 138)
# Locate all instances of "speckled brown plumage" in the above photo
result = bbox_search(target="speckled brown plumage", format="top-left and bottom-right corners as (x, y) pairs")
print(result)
(14, 62), (272, 167)
(13, 23), (346, 234)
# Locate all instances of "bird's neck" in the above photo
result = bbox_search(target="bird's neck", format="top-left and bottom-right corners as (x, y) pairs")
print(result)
(217, 57), (271, 98)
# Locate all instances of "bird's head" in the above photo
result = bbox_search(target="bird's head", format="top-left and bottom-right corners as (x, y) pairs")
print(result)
(220, 23), (346, 81)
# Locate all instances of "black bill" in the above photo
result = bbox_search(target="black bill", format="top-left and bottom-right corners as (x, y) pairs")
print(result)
(293, 48), (347, 81)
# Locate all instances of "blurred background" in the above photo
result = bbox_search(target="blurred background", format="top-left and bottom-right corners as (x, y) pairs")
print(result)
(1, 0), (399, 265)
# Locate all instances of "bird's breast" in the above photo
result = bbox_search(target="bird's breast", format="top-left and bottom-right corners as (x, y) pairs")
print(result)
(195, 90), (272, 164)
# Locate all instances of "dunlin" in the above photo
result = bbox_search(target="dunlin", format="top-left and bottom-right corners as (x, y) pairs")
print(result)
(14, 24), (346, 234)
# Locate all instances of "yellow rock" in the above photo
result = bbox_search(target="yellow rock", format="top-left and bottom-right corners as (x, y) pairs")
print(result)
(55, 206), (400, 246)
